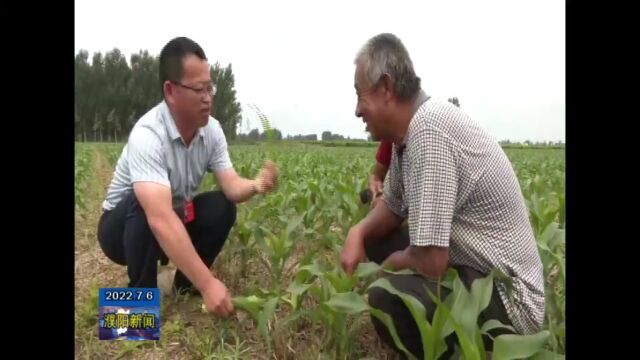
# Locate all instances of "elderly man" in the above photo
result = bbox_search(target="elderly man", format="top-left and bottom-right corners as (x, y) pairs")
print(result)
(98, 37), (278, 317)
(361, 98), (460, 209)
(341, 33), (544, 358)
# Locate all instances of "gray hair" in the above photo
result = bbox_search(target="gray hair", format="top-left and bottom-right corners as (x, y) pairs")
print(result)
(354, 33), (421, 101)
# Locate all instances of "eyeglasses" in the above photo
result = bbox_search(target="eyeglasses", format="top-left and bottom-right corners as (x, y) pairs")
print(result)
(171, 81), (217, 98)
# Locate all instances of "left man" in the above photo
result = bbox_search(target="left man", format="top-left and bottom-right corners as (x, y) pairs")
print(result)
(97, 37), (278, 317)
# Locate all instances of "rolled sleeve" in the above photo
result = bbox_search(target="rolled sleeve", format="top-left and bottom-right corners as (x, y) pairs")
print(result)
(408, 125), (459, 247)
(127, 127), (170, 187)
(208, 121), (233, 172)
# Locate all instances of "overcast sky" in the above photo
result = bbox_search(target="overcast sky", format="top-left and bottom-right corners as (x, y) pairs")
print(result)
(75, 0), (565, 142)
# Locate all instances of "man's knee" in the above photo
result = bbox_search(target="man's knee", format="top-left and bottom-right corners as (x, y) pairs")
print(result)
(367, 281), (425, 359)
(194, 191), (237, 229)
(364, 224), (410, 265)
(364, 242), (387, 265)
(215, 192), (237, 229)
(367, 286), (398, 344)
(367, 285), (395, 312)
(222, 194), (237, 228)
(454, 265), (493, 293)
(369, 274), (445, 320)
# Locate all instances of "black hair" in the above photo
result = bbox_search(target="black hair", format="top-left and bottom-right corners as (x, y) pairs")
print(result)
(159, 37), (207, 97)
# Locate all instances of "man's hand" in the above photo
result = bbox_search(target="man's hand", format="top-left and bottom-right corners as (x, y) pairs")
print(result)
(368, 174), (383, 199)
(201, 277), (235, 317)
(383, 246), (450, 280)
(382, 248), (411, 272)
(254, 160), (278, 194)
(216, 162), (277, 203)
(340, 226), (366, 275)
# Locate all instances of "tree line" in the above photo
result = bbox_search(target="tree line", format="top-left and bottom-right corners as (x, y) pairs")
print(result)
(76, 54), (560, 147)
(75, 49), (242, 142)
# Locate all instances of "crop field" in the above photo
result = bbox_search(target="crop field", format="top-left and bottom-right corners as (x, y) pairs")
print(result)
(74, 142), (565, 360)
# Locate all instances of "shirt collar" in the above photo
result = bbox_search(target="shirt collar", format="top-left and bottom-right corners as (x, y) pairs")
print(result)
(160, 101), (206, 142)
(398, 89), (430, 153)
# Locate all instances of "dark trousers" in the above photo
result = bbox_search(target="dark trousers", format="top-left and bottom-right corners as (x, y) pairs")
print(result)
(97, 190), (236, 291)
(364, 223), (514, 359)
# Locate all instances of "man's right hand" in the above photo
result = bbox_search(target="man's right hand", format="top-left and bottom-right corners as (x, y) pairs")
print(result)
(340, 226), (366, 275)
(201, 277), (235, 317)
(368, 174), (383, 199)
(255, 160), (278, 194)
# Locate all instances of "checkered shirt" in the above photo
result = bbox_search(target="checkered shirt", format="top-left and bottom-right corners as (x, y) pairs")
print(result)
(383, 97), (545, 334)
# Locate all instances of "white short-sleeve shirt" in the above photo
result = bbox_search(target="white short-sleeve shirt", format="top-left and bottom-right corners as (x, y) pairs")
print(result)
(102, 101), (232, 211)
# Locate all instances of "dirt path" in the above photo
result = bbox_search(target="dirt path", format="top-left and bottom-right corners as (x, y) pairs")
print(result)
(75, 147), (126, 306)
(74, 147), (193, 359)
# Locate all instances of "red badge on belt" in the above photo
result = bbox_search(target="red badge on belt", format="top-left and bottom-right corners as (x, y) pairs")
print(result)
(184, 200), (195, 224)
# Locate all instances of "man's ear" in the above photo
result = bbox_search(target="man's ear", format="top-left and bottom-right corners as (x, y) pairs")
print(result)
(381, 73), (394, 102)
(163, 81), (174, 104)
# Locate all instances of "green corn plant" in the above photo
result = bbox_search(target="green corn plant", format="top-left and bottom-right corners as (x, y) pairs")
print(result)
(274, 260), (383, 358)
(557, 192), (565, 228)
(293, 261), (381, 358)
(253, 212), (305, 289)
(321, 290), (370, 358)
(74, 145), (92, 212)
(105, 144), (124, 167)
(324, 262), (387, 358)
(367, 268), (555, 360)
(536, 222), (565, 354)
(248, 103), (277, 142)
(367, 275), (448, 360)
(281, 258), (325, 314)
(231, 295), (280, 356)
(233, 220), (255, 278)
